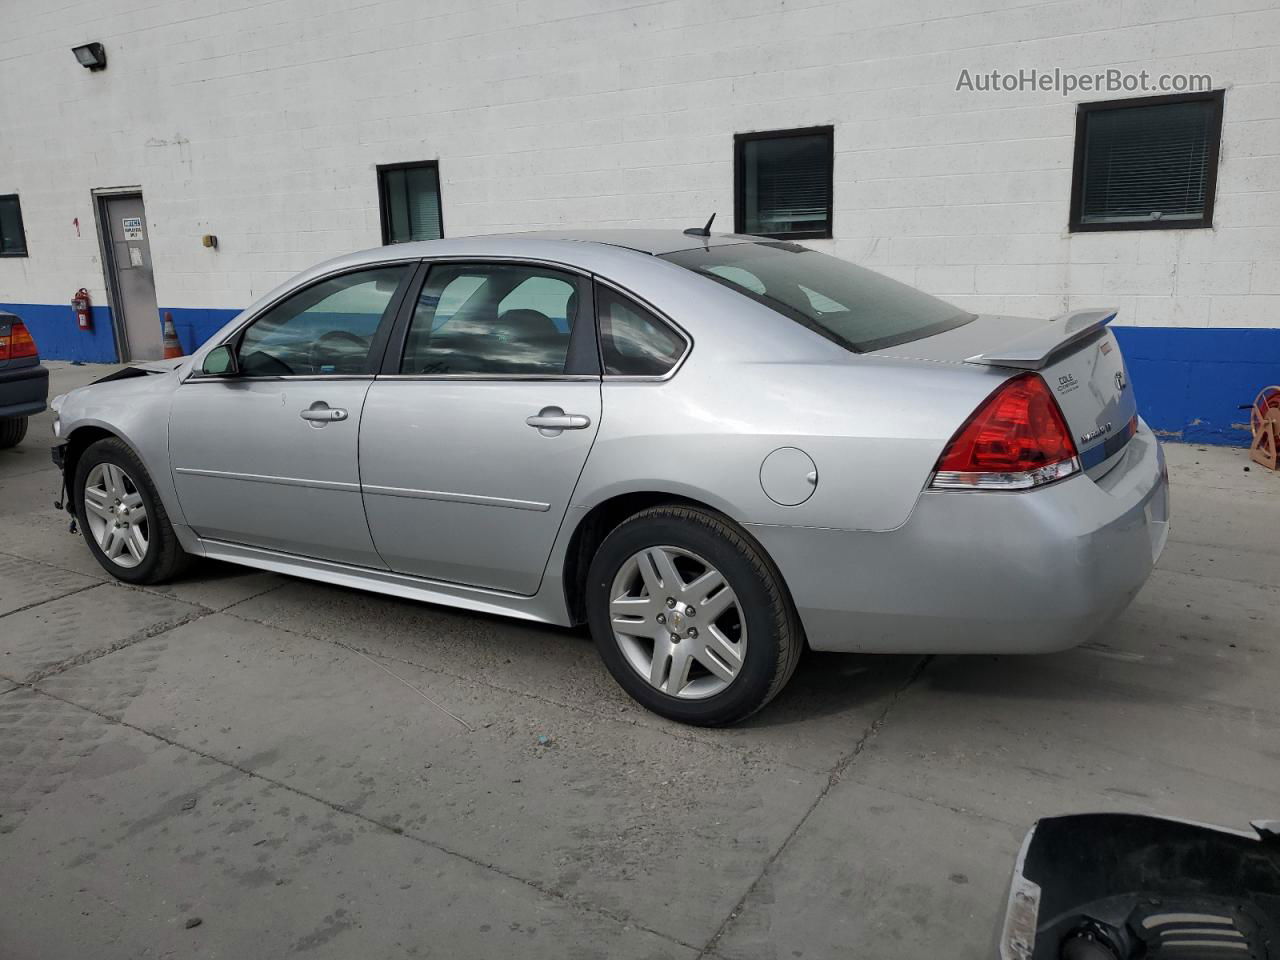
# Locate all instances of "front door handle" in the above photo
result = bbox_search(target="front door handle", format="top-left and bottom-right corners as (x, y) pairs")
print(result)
(526, 406), (591, 436)
(300, 402), (348, 424)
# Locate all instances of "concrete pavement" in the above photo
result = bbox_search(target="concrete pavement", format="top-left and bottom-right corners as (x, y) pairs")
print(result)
(1, 362), (1277, 958)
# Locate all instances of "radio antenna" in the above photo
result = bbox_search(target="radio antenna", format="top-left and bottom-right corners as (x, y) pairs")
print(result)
(683, 212), (716, 237)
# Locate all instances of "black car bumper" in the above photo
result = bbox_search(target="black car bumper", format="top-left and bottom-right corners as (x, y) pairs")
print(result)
(0, 363), (49, 418)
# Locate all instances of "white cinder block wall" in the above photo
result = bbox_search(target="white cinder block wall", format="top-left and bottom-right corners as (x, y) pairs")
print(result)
(2, 0), (1278, 440)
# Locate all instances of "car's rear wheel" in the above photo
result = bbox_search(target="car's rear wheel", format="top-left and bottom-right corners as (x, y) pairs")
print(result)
(74, 437), (190, 584)
(0, 416), (28, 449)
(586, 504), (802, 726)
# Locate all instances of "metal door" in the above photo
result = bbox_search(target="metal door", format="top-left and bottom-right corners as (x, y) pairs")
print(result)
(359, 260), (601, 595)
(170, 379), (385, 567)
(168, 263), (414, 567)
(100, 193), (161, 361)
(359, 380), (601, 594)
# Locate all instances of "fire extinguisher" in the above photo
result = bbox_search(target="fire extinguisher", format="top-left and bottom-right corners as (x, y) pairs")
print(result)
(72, 288), (93, 331)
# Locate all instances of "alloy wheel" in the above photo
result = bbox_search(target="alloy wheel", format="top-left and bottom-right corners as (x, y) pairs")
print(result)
(608, 545), (747, 699)
(83, 462), (150, 569)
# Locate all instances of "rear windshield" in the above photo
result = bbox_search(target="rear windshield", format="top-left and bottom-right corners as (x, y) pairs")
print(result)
(662, 242), (973, 352)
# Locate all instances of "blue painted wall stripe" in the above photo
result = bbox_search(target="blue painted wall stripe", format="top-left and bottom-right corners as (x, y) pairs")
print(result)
(4, 300), (1278, 447)
(1111, 326), (1280, 447)
(1, 302), (120, 363)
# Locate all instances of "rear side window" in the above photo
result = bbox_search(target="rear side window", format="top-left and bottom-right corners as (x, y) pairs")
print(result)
(662, 242), (972, 352)
(236, 266), (409, 377)
(597, 286), (687, 377)
(400, 263), (580, 375)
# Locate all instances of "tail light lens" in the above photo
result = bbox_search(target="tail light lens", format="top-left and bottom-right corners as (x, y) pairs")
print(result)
(930, 373), (1080, 490)
(0, 320), (38, 361)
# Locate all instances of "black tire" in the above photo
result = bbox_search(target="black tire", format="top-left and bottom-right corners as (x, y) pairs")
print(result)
(586, 504), (803, 726)
(0, 416), (28, 449)
(73, 437), (191, 584)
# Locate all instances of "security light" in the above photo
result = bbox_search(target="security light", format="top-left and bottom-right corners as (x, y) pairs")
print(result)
(72, 42), (106, 70)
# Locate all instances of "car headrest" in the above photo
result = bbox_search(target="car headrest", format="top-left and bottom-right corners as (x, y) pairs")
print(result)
(497, 308), (559, 341)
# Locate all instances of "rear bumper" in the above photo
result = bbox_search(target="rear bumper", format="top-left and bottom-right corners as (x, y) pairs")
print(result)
(0, 363), (49, 418)
(750, 421), (1169, 654)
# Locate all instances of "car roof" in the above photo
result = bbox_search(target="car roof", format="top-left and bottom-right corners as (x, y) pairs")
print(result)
(306, 230), (770, 289)
(483, 229), (763, 256)
(249, 230), (775, 338)
(195, 229), (851, 370)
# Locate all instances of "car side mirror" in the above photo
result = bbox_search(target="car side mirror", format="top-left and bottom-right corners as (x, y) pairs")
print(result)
(201, 344), (239, 377)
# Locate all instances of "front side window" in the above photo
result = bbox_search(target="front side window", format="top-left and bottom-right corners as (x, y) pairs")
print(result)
(236, 266), (409, 377)
(1071, 91), (1224, 231)
(0, 195), (27, 256)
(597, 286), (687, 377)
(379, 162), (444, 243)
(400, 264), (580, 375)
(735, 127), (834, 239)
(663, 242), (972, 353)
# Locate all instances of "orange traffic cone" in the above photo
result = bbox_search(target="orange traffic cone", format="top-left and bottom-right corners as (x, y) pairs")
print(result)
(162, 311), (184, 359)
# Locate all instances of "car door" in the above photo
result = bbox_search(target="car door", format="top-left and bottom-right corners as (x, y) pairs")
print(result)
(169, 263), (414, 566)
(359, 260), (601, 595)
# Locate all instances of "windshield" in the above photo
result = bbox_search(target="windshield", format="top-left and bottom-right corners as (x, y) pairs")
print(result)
(662, 241), (974, 352)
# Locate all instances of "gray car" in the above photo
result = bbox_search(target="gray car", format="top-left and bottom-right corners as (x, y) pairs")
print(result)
(50, 230), (1169, 725)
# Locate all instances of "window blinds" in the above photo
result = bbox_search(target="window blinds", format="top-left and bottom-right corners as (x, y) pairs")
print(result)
(1080, 100), (1215, 224)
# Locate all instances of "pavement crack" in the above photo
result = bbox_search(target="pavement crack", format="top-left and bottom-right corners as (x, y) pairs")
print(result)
(23, 683), (702, 955)
(853, 783), (1022, 829)
(138, 573), (290, 612)
(827, 654), (933, 787)
(18, 603), (212, 685)
(0, 581), (103, 619)
(695, 654), (934, 959)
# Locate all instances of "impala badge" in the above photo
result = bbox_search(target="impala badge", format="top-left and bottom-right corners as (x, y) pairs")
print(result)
(1080, 423), (1112, 445)
(1115, 370), (1127, 391)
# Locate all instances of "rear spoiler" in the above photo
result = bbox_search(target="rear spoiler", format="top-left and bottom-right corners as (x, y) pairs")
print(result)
(965, 308), (1117, 370)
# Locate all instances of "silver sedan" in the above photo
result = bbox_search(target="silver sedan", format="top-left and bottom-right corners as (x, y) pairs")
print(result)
(50, 230), (1170, 725)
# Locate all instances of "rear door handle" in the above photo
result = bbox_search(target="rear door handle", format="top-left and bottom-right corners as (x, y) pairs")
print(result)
(526, 406), (591, 435)
(300, 402), (348, 423)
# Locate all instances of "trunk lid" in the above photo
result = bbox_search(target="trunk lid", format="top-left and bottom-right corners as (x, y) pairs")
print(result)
(871, 309), (1138, 478)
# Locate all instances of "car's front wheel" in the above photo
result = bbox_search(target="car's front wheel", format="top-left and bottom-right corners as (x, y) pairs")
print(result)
(74, 437), (190, 584)
(586, 504), (803, 726)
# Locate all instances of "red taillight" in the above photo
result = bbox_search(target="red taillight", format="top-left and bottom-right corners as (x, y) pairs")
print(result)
(931, 373), (1080, 490)
(2, 320), (38, 361)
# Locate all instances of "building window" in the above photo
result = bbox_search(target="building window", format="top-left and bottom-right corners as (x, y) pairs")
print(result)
(735, 127), (833, 240)
(378, 162), (443, 244)
(0, 195), (28, 256)
(1070, 91), (1224, 232)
